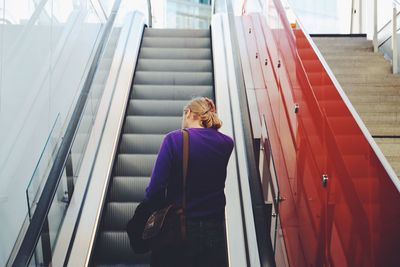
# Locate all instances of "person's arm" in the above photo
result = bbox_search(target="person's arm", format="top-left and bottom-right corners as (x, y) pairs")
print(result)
(145, 134), (174, 207)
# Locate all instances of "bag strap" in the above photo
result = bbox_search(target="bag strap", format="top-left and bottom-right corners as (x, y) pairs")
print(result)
(180, 129), (189, 239)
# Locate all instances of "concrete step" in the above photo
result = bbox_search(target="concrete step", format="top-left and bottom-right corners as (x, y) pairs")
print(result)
(360, 112), (400, 124)
(342, 85), (400, 96)
(346, 94), (400, 104)
(334, 74), (400, 85)
(313, 37), (371, 46)
(352, 103), (400, 113)
(324, 64), (391, 75)
(375, 138), (400, 176)
(366, 123), (400, 136)
(323, 54), (389, 63)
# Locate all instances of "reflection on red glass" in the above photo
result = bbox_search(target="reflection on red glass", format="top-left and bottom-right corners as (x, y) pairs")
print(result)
(237, 0), (400, 266)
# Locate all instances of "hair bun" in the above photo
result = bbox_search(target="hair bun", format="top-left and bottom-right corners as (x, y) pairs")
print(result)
(204, 97), (216, 113)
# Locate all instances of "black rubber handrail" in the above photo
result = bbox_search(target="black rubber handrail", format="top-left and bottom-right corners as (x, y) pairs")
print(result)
(225, 1), (276, 266)
(10, 1), (121, 266)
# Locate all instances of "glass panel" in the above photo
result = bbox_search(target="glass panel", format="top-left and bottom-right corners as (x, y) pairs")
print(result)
(0, 0), (104, 265)
(48, 168), (69, 250)
(26, 114), (62, 218)
(165, 0), (211, 29)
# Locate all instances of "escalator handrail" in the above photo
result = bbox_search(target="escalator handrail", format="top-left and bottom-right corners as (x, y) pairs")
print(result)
(9, 1), (121, 266)
(222, 0), (277, 266)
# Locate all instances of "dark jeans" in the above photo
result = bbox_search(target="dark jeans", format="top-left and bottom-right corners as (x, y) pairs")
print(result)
(150, 218), (228, 267)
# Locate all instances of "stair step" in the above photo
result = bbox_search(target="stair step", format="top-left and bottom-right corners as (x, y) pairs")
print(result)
(110, 176), (150, 202)
(136, 59), (212, 72)
(114, 154), (156, 177)
(367, 124), (400, 136)
(131, 85), (213, 100)
(342, 85), (400, 96)
(352, 103), (400, 113)
(103, 202), (139, 230)
(127, 99), (187, 116)
(144, 28), (209, 38)
(124, 116), (181, 134)
(346, 94), (400, 104)
(139, 48), (211, 60)
(119, 134), (164, 154)
(94, 231), (150, 263)
(133, 71), (213, 85)
(142, 37), (210, 48)
(94, 264), (149, 267)
(360, 112), (400, 124)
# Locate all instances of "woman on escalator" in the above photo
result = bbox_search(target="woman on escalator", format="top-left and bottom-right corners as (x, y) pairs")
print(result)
(145, 97), (234, 267)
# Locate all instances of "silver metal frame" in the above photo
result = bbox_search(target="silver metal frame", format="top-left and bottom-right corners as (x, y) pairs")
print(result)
(64, 11), (145, 267)
(212, 13), (261, 267)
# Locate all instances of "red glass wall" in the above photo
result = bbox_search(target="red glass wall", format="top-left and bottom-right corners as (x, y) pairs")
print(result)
(238, 0), (400, 266)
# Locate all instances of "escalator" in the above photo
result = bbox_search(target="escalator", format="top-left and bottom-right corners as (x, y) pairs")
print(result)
(90, 28), (214, 266)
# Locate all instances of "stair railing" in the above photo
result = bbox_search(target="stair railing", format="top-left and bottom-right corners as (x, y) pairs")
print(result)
(375, 0), (400, 73)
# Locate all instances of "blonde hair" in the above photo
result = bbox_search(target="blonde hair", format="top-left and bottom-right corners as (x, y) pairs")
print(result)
(184, 97), (222, 129)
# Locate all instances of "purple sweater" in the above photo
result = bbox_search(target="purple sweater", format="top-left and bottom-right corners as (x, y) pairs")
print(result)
(145, 127), (234, 219)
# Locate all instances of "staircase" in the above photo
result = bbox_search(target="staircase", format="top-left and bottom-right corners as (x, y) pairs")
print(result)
(90, 28), (214, 266)
(313, 36), (400, 178)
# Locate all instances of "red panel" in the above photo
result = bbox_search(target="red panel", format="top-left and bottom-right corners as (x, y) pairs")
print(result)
(238, 0), (400, 266)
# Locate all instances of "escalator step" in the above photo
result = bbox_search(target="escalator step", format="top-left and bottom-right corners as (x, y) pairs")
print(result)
(110, 176), (150, 202)
(95, 231), (150, 263)
(136, 59), (212, 72)
(92, 28), (214, 267)
(144, 28), (209, 38)
(94, 264), (149, 267)
(123, 116), (181, 134)
(103, 202), (139, 230)
(119, 134), (163, 154)
(139, 48), (211, 60)
(133, 71), (213, 86)
(114, 154), (156, 177)
(131, 85), (213, 100)
(142, 37), (210, 48)
(127, 100), (187, 116)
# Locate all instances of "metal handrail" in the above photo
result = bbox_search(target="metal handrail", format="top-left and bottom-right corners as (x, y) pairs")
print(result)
(224, 0), (276, 265)
(378, 11), (400, 34)
(147, 0), (152, 27)
(9, 1), (121, 266)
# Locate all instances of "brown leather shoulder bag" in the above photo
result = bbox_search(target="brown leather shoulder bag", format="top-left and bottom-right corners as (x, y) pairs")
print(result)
(142, 129), (189, 249)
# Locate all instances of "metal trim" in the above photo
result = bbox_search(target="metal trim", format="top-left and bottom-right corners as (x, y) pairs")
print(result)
(66, 11), (145, 267)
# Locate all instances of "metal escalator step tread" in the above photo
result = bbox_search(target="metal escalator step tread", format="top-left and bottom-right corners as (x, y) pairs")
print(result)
(102, 202), (140, 230)
(131, 85), (213, 100)
(95, 231), (150, 263)
(136, 59), (212, 72)
(144, 28), (209, 38)
(139, 48), (211, 60)
(114, 154), (156, 177)
(127, 99), (187, 116)
(133, 71), (213, 86)
(94, 264), (149, 267)
(123, 116), (181, 134)
(119, 134), (164, 154)
(109, 176), (150, 202)
(141, 37), (210, 48)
